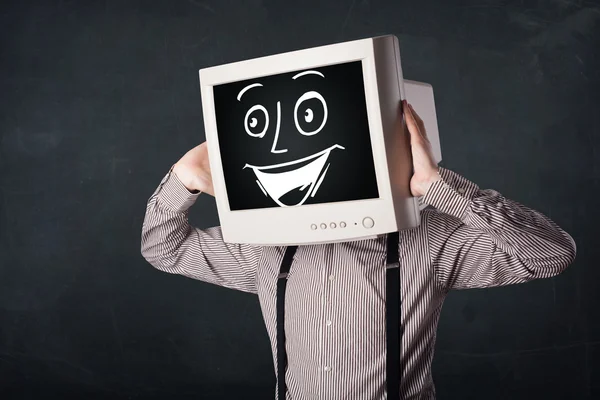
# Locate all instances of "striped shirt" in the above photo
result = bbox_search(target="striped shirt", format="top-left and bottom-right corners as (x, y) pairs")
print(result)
(141, 166), (576, 399)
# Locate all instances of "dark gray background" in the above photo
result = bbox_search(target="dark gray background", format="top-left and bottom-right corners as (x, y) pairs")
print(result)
(1, 0), (598, 399)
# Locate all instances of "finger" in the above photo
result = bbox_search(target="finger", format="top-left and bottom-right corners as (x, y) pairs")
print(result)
(403, 101), (424, 142)
(402, 100), (417, 130)
(408, 103), (429, 140)
(408, 104), (422, 123)
(403, 101), (419, 136)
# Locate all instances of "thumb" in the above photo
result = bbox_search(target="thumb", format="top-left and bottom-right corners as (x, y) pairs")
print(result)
(194, 173), (214, 196)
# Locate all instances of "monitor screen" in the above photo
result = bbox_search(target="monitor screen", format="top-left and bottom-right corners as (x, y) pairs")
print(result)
(213, 61), (379, 211)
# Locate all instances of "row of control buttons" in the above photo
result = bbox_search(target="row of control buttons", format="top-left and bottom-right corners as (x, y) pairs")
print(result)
(310, 217), (375, 230)
(311, 221), (347, 230)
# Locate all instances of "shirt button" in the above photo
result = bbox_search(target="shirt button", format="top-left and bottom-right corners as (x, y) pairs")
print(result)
(328, 274), (335, 281)
(457, 187), (466, 194)
(324, 366), (331, 372)
(326, 320), (332, 326)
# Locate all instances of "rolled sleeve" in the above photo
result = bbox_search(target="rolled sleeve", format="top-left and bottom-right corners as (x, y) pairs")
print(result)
(421, 167), (478, 220)
(156, 169), (201, 214)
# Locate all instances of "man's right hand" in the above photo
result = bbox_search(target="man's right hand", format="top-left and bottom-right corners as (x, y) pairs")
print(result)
(172, 142), (215, 196)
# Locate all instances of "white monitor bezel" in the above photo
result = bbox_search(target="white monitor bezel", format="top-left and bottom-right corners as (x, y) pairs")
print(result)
(199, 37), (399, 245)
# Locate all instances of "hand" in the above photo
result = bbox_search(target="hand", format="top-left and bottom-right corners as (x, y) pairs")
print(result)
(172, 142), (215, 196)
(403, 99), (441, 197)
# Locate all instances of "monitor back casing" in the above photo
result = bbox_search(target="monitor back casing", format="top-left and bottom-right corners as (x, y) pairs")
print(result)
(199, 35), (441, 245)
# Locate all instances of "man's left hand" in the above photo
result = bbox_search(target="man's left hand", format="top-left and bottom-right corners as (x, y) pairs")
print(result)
(403, 99), (441, 197)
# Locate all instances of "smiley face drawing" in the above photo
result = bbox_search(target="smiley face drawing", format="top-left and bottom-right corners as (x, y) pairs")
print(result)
(213, 61), (379, 211)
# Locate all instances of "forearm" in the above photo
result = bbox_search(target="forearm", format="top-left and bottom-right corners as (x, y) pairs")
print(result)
(141, 170), (201, 267)
(423, 167), (576, 287)
(140, 170), (261, 293)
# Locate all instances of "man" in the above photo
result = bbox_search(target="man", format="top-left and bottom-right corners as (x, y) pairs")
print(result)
(141, 100), (576, 399)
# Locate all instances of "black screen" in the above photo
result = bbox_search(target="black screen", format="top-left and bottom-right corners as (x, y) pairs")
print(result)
(213, 61), (379, 211)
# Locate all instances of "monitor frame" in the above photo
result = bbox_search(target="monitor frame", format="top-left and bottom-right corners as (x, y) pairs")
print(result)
(199, 36), (413, 245)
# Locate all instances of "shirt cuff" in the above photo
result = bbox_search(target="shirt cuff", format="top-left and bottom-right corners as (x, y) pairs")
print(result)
(156, 167), (202, 213)
(421, 167), (479, 220)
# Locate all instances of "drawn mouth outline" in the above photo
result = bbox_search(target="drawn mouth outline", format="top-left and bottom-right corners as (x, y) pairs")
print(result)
(243, 144), (345, 171)
(243, 144), (345, 207)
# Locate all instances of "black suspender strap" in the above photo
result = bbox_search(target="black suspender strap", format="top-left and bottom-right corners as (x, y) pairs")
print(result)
(277, 245), (297, 400)
(386, 231), (401, 399)
(276, 232), (401, 400)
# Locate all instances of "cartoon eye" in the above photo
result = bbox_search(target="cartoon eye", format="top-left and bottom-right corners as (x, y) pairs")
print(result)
(294, 91), (328, 136)
(305, 109), (314, 123)
(244, 105), (269, 138)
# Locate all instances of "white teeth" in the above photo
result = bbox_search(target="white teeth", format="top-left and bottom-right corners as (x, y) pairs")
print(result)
(244, 144), (344, 207)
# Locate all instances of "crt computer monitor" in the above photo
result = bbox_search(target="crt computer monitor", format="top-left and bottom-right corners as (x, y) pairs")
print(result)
(199, 35), (441, 245)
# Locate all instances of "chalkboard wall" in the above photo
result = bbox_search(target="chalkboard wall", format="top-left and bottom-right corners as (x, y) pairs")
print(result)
(1, 0), (599, 399)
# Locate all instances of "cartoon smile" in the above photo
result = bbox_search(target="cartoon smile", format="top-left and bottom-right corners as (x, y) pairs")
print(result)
(243, 144), (345, 207)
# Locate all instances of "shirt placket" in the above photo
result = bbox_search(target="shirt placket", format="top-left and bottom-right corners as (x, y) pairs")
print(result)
(319, 243), (334, 398)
